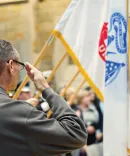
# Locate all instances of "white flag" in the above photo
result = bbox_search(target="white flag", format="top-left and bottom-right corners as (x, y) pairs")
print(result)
(52, 0), (128, 155)
(52, 0), (109, 101)
(104, 0), (128, 156)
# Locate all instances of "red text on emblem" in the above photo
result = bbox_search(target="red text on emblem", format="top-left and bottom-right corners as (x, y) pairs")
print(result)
(98, 22), (108, 62)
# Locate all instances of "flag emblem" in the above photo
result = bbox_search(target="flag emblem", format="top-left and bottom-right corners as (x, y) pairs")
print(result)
(105, 12), (127, 86)
(108, 12), (127, 54)
(105, 61), (125, 86)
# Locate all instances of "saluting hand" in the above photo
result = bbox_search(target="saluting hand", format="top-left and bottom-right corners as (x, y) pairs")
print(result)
(25, 62), (50, 92)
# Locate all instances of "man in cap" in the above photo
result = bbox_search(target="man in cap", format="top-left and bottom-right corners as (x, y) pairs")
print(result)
(17, 82), (32, 100)
(0, 39), (87, 156)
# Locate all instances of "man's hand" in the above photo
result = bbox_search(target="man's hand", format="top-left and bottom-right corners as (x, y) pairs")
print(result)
(25, 62), (50, 92)
(26, 98), (39, 107)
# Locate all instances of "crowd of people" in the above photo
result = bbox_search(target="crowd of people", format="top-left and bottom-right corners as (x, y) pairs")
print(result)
(12, 81), (103, 156)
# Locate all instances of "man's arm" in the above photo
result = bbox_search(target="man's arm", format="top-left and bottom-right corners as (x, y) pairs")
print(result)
(25, 62), (87, 155)
(26, 88), (87, 156)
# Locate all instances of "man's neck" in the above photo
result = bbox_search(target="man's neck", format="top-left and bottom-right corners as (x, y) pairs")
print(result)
(0, 71), (11, 92)
(0, 76), (9, 92)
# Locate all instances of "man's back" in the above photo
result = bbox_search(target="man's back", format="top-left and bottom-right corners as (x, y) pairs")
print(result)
(0, 88), (87, 156)
(0, 89), (36, 156)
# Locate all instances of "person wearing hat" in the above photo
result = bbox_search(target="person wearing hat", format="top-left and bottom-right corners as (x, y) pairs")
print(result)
(15, 81), (39, 107)
(0, 39), (87, 156)
(17, 82), (32, 100)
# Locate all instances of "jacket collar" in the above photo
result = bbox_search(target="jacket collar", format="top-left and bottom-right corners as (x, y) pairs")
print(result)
(0, 87), (8, 96)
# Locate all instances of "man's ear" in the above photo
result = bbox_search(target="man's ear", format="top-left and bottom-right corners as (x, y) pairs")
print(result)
(7, 60), (14, 75)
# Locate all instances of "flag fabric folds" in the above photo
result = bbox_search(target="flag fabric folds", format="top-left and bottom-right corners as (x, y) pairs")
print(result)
(52, 0), (109, 101)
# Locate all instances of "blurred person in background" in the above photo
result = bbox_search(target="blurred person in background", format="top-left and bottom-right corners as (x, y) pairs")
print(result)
(85, 87), (103, 143)
(65, 87), (83, 120)
(17, 82), (39, 107)
(77, 90), (99, 146)
(61, 87), (84, 156)
(65, 87), (76, 101)
(17, 82), (32, 100)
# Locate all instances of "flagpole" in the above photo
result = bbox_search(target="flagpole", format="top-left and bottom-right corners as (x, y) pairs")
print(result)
(47, 53), (68, 83)
(47, 110), (53, 118)
(127, 0), (130, 91)
(34, 52), (68, 99)
(60, 70), (80, 97)
(126, 0), (130, 154)
(68, 79), (86, 105)
(13, 35), (54, 100)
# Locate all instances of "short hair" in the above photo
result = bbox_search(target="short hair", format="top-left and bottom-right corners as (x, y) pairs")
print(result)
(65, 87), (76, 101)
(77, 90), (89, 104)
(0, 39), (17, 73)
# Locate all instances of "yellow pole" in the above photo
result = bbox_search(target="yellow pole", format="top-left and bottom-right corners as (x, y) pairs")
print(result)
(68, 79), (86, 105)
(47, 53), (68, 83)
(126, 0), (130, 154)
(127, 1), (130, 89)
(34, 52), (68, 99)
(47, 110), (53, 118)
(13, 35), (54, 100)
(60, 70), (80, 97)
